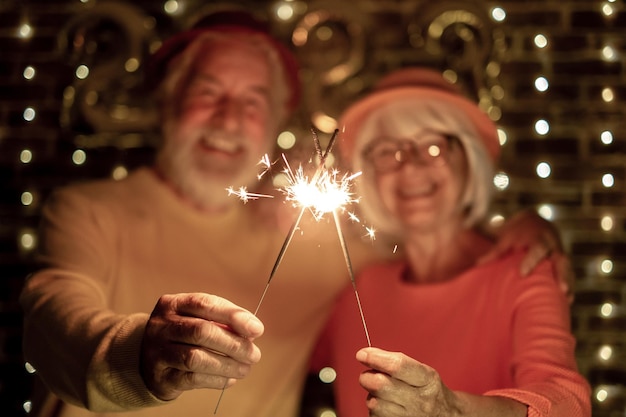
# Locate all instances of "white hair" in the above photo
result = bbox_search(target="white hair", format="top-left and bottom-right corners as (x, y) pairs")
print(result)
(351, 98), (494, 238)
(155, 30), (290, 133)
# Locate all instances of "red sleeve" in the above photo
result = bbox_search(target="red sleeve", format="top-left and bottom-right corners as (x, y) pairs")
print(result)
(485, 259), (591, 417)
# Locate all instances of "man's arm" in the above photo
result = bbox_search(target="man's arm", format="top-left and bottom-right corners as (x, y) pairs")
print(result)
(478, 209), (574, 302)
(20, 188), (264, 411)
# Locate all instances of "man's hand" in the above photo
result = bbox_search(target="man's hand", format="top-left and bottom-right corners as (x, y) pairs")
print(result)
(140, 293), (264, 401)
(478, 210), (575, 303)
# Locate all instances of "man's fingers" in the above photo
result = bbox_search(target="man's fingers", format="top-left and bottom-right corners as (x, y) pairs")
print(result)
(143, 341), (256, 399)
(157, 365), (238, 393)
(166, 316), (261, 362)
(160, 368), (230, 392)
(159, 293), (264, 339)
(140, 293), (266, 400)
(157, 342), (255, 377)
(519, 242), (551, 276)
(481, 210), (566, 273)
(551, 253), (575, 304)
(520, 244), (577, 303)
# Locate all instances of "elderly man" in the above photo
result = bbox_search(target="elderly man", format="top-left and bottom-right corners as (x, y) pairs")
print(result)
(20, 11), (377, 417)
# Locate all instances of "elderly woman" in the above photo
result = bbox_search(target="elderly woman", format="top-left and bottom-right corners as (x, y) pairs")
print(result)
(311, 68), (591, 417)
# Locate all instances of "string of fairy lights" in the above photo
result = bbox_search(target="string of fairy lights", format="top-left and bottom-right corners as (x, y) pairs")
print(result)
(7, 0), (625, 415)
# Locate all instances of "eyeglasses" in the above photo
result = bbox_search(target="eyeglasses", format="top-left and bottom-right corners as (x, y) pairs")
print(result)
(363, 132), (458, 173)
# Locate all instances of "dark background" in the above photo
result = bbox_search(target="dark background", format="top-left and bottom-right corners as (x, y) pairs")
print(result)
(1, 0), (626, 416)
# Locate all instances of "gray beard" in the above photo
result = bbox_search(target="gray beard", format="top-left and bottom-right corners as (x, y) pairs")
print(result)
(155, 143), (262, 211)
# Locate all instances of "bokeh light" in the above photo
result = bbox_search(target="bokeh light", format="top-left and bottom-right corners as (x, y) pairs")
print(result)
(534, 119), (550, 135)
(534, 34), (548, 48)
(536, 162), (551, 178)
(600, 215), (614, 232)
(600, 130), (613, 144)
(534, 76), (549, 92)
(72, 149), (87, 165)
(491, 7), (506, 21)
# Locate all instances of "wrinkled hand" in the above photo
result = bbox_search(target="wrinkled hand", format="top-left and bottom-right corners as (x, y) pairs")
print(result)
(478, 210), (574, 303)
(140, 293), (264, 401)
(356, 347), (461, 417)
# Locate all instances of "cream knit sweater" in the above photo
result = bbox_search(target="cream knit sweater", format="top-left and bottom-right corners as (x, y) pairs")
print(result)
(20, 167), (380, 417)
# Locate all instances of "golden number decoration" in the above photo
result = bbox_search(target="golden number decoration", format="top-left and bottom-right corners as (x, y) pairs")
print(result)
(58, 1), (158, 147)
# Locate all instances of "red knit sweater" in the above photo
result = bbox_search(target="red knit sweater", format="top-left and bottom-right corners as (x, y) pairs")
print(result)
(312, 253), (591, 417)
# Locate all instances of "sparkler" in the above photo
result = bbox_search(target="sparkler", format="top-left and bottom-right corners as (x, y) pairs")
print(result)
(225, 186), (273, 203)
(214, 129), (372, 413)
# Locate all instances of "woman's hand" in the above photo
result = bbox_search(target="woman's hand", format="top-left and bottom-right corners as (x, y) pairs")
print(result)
(355, 347), (527, 417)
(355, 347), (461, 417)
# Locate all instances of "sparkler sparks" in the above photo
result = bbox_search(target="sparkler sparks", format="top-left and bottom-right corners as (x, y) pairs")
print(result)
(250, 129), (355, 318)
(256, 154), (274, 180)
(214, 129), (372, 413)
(225, 186), (273, 204)
(225, 156), (279, 203)
(280, 155), (361, 220)
(253, 129), (372, 344)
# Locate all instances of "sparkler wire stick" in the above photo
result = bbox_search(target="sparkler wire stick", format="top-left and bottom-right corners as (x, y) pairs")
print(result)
(332, 209), (372, 347)
(311, 127), (323, 161)
(214, 130), (340, 414)
(252, 206), (306, 316)
(253, 129), (338, 315)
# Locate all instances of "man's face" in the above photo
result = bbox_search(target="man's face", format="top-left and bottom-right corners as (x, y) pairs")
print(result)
(157, 37), (277, 211)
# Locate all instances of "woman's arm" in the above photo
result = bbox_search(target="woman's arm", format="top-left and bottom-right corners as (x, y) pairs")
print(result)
(355, 347), (527, 417)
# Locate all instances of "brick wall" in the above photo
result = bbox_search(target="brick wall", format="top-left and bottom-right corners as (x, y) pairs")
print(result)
(1, 0), (624, 416)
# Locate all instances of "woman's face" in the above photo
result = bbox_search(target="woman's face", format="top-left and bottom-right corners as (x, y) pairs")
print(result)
(367, 130), (469, 233)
